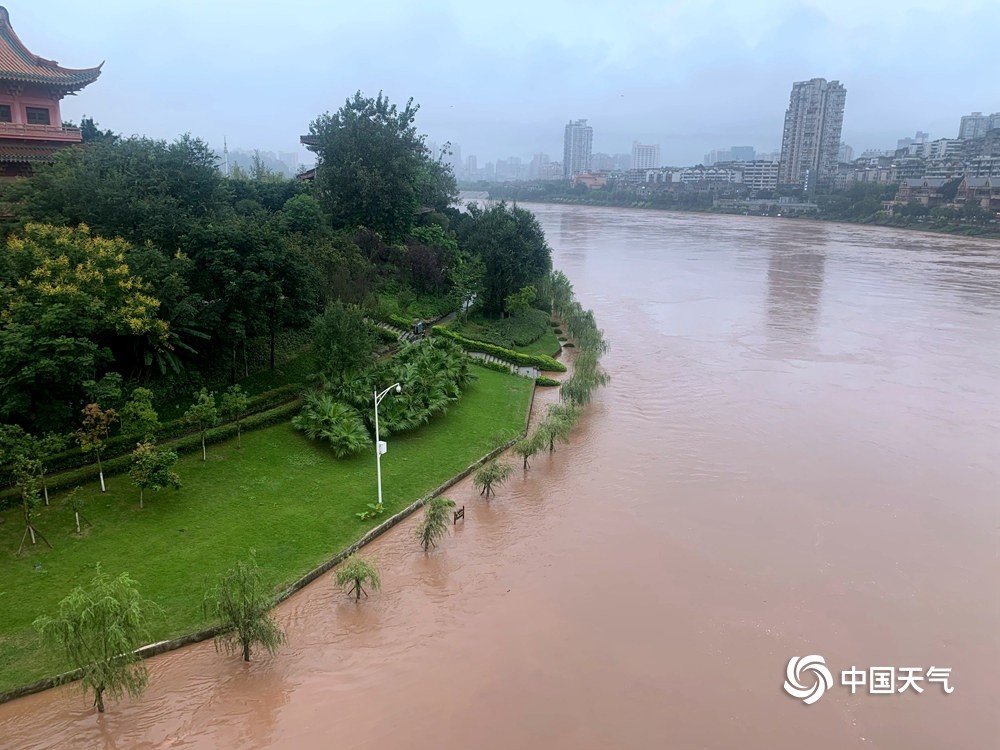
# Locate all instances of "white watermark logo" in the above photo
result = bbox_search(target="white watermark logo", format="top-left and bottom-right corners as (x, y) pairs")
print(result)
(784, 656), (954, 704)
(784, 655), (834, 705)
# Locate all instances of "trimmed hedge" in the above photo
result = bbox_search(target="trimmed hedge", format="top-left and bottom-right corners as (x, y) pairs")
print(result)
(536, 376), (560, 387)
(472, 359), (514, 375)
(389, 314), (414, 329)
(370, 325), (400, 343)
(0, 400), (304, 510)
(432, 326), (567, 372)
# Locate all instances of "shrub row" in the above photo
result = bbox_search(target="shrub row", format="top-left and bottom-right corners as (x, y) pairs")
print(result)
(431, 326), (567, 372)
(1, 383), (305, 488)
(536, 376), (560, 387)
(0, 400), (304, 510)
(370, 325), (400, 344)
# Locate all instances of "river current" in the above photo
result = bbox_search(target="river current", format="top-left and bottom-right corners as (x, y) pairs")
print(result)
(1, 205), (998, 749)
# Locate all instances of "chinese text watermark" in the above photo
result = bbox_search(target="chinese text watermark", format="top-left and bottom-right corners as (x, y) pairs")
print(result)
(784, 655), (953, 705)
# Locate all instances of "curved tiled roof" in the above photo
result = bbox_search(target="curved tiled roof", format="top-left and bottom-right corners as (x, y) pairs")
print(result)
(0, 6), (101, 90)
(0, 141), (67, 162)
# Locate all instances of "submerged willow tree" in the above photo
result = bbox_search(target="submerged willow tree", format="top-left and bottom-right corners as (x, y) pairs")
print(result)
(416, 496), (456, 551)
(34, 567), (154, 713)
(473, 459), (513, 498)
(205, 553), (285, 662)
(334, 555), (382, 601)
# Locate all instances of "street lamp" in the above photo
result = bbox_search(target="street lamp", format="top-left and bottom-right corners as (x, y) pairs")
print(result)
(373, 382), (402, 511)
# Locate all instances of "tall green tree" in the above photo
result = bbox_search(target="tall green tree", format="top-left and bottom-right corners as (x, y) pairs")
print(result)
(306, 91), (456, 241)
(456, 202), (552, 316)
(184, 389), (218, 462)
(334, 555), (382, 601)
(34, 567), (154, 713)
(311, 301), (377, 381)
(205, 553), (285, 662)
(0, 224), (168, 429)
(120, 387), (160, 440)
(129, 440), (181, 508)
(14, 135), (223, 251)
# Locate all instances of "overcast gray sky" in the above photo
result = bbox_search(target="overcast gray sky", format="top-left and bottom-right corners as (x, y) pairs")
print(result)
(11, 0), (997, 166)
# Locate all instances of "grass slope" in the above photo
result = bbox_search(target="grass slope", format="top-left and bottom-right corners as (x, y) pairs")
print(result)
(0, 369), (532, 693)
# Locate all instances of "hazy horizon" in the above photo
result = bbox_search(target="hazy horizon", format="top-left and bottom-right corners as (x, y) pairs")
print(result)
(10, 0), (996, 168)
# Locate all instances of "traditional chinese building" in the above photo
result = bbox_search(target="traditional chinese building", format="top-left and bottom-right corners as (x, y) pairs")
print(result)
(0, 6), (101, 178)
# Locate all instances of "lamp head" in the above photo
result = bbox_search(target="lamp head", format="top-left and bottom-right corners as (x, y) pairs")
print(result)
(395, 384), (402, 394)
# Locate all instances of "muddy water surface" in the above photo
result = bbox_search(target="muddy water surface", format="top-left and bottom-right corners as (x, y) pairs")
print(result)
(1, 207), (998, 749)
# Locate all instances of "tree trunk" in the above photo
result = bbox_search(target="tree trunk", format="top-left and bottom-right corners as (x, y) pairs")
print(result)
(201, 433), (207, 461)
(139, 488), (144, 509)
(231, 344), (237, 385)
(97, 451), (106, 492)
(355, 582), (362, 601)
(243, 340), (249, 377)
(95, 686), (105, 713)
(237, 423), (242, 449)
(243, 642), (251, 662)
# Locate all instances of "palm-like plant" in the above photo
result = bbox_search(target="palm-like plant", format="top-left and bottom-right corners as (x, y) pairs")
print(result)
(416, 496), (456, 551)
(473, 459), (513, 498)
(292, 393), (371, 457)
(334, 555), (382, 601)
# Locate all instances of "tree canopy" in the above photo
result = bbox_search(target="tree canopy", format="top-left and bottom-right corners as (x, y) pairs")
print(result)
(307, 91), (457, 241)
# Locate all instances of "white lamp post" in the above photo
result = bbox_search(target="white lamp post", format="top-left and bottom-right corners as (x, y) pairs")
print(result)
(373, 382), (402, 511)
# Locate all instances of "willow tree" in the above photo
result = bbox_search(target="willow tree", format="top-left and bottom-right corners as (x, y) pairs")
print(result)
(513, 432), (544, 470)
(334, 555), (382, 601)
(473, 459), (513, 498)
(34, 567), (153, 713)
(416, 496), (456, 551)
(206, 553), (285, 662)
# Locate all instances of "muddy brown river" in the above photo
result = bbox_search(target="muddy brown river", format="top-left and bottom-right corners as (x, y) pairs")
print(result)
(1, 207), (999, 749)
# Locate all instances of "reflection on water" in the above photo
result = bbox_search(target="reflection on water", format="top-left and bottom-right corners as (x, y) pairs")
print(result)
(765, 237), (826, 343)
(1, 208), (999, 750)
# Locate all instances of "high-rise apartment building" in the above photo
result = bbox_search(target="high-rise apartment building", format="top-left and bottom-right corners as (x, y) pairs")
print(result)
(563, 119), (593, 178)
(631, 141), (660, 170)
(778, 78), (847, 190)
(958, 112), (1000, 140)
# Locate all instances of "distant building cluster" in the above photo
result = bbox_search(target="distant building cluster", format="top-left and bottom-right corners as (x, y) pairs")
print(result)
(451, 77), (997, 220)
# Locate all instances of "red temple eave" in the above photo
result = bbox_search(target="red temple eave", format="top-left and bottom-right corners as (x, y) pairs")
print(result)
(0, 7), (102, 93)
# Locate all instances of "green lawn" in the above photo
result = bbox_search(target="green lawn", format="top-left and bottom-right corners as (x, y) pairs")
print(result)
(0, 368), (533, 693)
(514, 328), (562, 358)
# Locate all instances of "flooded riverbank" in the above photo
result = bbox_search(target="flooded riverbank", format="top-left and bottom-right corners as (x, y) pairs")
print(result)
(1, 206), (998, 749)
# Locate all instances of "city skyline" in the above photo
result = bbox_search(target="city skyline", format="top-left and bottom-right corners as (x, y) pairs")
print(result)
(11, 0), (996, 168)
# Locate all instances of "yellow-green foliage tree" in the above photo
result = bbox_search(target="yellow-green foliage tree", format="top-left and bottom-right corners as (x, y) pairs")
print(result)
(0, 224), (168, 429)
